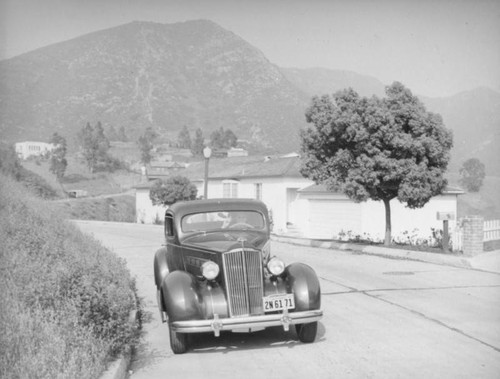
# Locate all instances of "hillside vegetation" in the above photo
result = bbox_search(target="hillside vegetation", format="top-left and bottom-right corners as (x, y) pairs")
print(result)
(0, 174), (139, 379)
(456, 175), (500, 220)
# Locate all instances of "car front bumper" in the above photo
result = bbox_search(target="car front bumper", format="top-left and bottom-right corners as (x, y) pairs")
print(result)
(170, 309), (323, 336)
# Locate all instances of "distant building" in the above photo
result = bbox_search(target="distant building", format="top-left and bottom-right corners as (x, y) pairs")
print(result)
(227, 148), (248, 157)
(15, 141), (55, 160)
(67, 190), (88, 198)
(147, 160), (187, 180)
(211, 147), (249, 158)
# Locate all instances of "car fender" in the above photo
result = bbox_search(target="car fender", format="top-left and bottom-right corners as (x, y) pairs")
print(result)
(284, 263), (321, 311)
(161, 270), (203, 322)
(154, 247), (169, 289)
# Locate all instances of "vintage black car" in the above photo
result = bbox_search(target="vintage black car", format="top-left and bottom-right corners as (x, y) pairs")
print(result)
(154, 199), (322, 354)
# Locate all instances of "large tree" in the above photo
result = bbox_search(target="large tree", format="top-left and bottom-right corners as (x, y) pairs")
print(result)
(149, 176), (198, 206)
(300, 82), (453, 245)
(459, 158), (485, 192)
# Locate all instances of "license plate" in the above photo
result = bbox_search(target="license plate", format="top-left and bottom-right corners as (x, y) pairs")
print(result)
(263, 293), (295, 312)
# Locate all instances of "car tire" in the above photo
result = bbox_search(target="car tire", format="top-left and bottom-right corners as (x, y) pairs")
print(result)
(169, 324), (188, 354)
(295, 322), (318, 343)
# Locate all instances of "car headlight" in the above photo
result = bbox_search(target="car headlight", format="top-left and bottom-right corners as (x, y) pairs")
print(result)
(202, 261), (220, 280)
(267, 257), (285, 276)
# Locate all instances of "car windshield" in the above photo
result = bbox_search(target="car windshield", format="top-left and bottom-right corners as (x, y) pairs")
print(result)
(181, 211), (265, 233)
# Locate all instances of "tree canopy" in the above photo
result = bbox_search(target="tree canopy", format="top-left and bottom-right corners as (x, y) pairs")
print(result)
(149, 176), (198, 206)
(78, 122), (110, 173)
(459, 158), (485, 192)
(177, 125), (192, 149)
(210, 127), (238, 149)
(300, 82), (453, 244)
(49, 132), (68, 181)
(137, 127), (157, 165)
(191, 128), (205, 157)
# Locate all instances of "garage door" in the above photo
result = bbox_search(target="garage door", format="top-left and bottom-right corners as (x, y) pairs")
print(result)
(308, 199), (362, 239)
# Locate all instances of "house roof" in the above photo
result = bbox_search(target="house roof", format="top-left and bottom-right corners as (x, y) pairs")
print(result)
(178, 155), (303, 181)
(299, 183), (465, 195)
(149, 161), (186, 169)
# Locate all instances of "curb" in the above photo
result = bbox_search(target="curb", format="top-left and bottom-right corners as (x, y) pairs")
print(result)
(99, 309), (138, 379)
(271, 234), (475, 270)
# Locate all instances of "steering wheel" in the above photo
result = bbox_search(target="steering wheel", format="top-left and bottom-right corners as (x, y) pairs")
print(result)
(229, 222), (253, 229)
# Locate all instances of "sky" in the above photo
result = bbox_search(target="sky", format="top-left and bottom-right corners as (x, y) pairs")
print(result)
(1, 0), (499, 97)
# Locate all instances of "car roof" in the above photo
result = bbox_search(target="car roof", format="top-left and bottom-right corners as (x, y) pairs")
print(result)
(168, 198), (268, 217)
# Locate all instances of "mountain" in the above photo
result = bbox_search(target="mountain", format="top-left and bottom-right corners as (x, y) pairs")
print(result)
(0, 20), (309, 152)
(1, 20), (498, 175)
(281, 67), (387, 98)
(422, 88), (500, 176)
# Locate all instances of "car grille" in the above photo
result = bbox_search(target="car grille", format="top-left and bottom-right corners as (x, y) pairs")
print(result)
(222, 249), (264, 317)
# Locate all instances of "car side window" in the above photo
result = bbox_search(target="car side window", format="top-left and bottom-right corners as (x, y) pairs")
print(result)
(165, 215), (174, 237)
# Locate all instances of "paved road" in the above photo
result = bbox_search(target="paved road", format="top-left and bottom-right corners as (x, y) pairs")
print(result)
(74, 221), (500, 379)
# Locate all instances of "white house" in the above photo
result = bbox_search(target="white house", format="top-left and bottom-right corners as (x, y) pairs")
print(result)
(135, 181), (168, 224)
(134, 154), (463, 244)
(293, 184), (463, 243)
(15, 141), (55, 160)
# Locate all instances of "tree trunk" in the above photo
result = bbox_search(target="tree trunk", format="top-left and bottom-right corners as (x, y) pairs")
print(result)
(383, 198), (391, 246)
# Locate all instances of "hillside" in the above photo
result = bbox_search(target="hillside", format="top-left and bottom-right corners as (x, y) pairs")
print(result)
(0, 20), (309, 152)
(281, 67), (387, 98)
(423, 88), (500, 175)
(1, 19), (499, 175)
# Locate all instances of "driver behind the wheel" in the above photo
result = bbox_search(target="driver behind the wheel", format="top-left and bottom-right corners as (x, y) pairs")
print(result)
(222, 212), (247, 228)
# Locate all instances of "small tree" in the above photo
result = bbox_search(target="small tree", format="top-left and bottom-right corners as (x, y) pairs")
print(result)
(106, 125), (119, 141)
(177, 125), (192, 149)
(137, 127), (157, 165)
(459, 158), (485, 192)
(210, 127), (238, 149)
(78, 121), (111, 173)
(223, 129), (238, 148)
(49, 132), (68, 182)
(191, 128), (204, 157)
(0, 142), (22, 179)
(118, 126), (129, 142)
(300, 82), (453, 245)
(149, 176), (198, 206)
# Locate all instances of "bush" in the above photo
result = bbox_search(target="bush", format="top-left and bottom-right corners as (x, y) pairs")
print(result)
(0, 142), (59, 199)
(149, 175), (197, 205)
(0, 174), (138, 379)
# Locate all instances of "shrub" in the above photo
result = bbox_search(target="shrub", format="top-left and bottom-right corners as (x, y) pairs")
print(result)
(0, 174), (138, 379)
(149, 175), (198, 206)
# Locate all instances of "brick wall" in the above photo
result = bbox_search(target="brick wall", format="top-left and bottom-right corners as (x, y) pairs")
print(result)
(461, 216), (484, 256)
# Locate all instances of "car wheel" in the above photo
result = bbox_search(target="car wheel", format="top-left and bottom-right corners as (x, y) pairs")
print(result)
(295, 322), (318, 343)
(169, 324), (188, 354)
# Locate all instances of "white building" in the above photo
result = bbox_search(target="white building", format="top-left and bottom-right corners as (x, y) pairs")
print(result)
(135, 155), (463, 244)
(293, 184), (463, 243)
(15, 141), (55, 160)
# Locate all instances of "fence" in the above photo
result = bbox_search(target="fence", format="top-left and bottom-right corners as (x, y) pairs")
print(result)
(484, 220), (500, 242)
(453, 218), (500, 253)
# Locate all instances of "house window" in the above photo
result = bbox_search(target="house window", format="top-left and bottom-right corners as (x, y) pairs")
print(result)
(222, 180), (239, 198)
(254, 183), (262, 200)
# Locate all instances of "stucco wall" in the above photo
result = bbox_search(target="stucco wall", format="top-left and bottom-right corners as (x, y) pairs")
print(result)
(135, 188), (167, 224)
(297, 191), (459, 242)
(361, 195), (458, 242)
